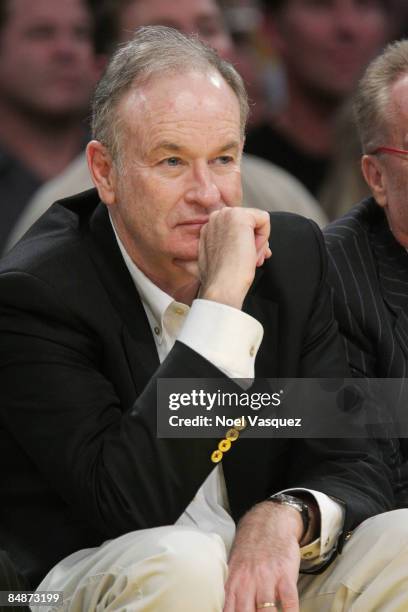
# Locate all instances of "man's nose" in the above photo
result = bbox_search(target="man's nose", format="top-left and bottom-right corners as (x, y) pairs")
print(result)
(334, 2), (361, 37)
(52, 33), (83, 60)
(185, 164), (221, 210)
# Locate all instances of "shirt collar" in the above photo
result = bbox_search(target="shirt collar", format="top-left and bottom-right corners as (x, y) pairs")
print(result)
(109, 214), (172, 327)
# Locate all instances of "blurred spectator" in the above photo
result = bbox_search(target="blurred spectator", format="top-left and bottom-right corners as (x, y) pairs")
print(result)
(318, 100), (371, 221)
(244, 0), (391, 198)
(117, 0), (233, 57)
(5, 0), (327, 251)
(392, 0), (408, 38)
(320, 0), (408, 220)
(219, 0), (273, 126)
(0, 0), (100, 251)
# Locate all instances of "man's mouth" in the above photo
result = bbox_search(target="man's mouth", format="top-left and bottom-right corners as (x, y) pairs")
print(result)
(179, 219), (209, 225)
(178, 219), (209, 230)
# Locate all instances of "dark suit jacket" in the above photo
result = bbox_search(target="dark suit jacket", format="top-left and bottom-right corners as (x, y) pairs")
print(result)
(324, 197), (408, 504)
(0, 189), (392, 587)
(0, 551), (29, 612)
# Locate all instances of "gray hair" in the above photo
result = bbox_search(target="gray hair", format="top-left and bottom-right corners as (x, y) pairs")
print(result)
(91, 25), (249, 162)
(354, 39), (408, 154)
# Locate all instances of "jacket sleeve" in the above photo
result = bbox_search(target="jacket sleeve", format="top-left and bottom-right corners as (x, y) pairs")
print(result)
(325, 239), (408, 508)
(0, 270), (228, 538)
(282, 221), (394, 555)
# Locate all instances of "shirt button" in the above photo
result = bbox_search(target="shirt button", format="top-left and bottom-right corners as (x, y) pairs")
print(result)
(249, 346), (255, 357)
(154, 326), (161, 335)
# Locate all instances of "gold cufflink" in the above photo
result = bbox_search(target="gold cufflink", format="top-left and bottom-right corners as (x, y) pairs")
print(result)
(226, 428), (239, 441)
(219, 439), (231, 452)
(235, 417), (247, 431)
(211, 450), (223, 463)
(211, 420), (247, 462)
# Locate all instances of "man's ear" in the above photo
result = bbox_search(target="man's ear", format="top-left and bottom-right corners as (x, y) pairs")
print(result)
(86, 140), (117, 206)
(361, 154), (387, 208)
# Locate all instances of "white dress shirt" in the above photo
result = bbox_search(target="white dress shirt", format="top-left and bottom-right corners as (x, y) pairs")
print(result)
(112, 220), (344, 568)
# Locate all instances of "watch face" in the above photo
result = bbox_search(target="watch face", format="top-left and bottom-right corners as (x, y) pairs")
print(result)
(274, 494), (303, 509)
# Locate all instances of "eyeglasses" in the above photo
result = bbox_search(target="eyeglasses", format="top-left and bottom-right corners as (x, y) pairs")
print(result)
(369, 146), (408, 157)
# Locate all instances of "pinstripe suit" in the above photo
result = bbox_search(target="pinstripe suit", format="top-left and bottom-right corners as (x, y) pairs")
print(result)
(324, 197), (408, 506)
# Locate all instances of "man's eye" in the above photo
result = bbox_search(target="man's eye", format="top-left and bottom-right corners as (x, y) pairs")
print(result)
(164, 157), (181, 167)
(73, 25), (92, 43)
(215, 156), (234, 165)
(25, 25), (54, 41)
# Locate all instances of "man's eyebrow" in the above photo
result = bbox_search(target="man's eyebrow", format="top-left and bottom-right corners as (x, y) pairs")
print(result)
(217, 141), (241, 154)
(150, 140), (241, 155)
(151, 142), (182, 154)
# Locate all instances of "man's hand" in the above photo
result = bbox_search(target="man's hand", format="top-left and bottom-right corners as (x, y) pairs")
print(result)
(224, 501), (303, 612)
(198, 207), (271, 309)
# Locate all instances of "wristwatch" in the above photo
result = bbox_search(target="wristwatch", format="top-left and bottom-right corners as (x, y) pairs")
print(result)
(268, 493), (310, 541)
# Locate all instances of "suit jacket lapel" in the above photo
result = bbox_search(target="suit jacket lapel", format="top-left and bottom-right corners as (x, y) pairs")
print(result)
(84, 201), (160, 392)
(372, 211), (408, 357)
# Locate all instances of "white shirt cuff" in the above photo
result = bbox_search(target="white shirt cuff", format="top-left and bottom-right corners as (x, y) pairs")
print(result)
(278, 487), (345, 570)
(178, 298), (264, 379)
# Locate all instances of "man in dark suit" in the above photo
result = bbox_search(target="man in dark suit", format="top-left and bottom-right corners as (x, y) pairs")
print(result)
(0, 26), (407, 612)
(324, 39), (408, 507)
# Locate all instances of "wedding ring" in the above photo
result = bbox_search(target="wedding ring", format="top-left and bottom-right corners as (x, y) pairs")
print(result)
(256, 603), (277, 609)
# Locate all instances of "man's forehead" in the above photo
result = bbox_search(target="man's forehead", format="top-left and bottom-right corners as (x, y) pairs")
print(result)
(384, 75), (408, 146)
(389, 75), (408, 122)
(116, 71), (242, 153)
(119, 70), (239, 120)
(391, 74), (408, 103)
(6, 0), (90, 26)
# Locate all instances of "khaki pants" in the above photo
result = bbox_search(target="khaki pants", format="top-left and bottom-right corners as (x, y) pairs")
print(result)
(37, 510), (408, 612)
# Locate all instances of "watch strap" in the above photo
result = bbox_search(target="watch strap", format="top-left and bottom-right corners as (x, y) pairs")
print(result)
(268, 493), (310, 541)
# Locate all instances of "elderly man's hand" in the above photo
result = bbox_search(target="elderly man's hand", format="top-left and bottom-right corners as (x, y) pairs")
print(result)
(198, 207), (271, 310)
(224, 501), (303, 612)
